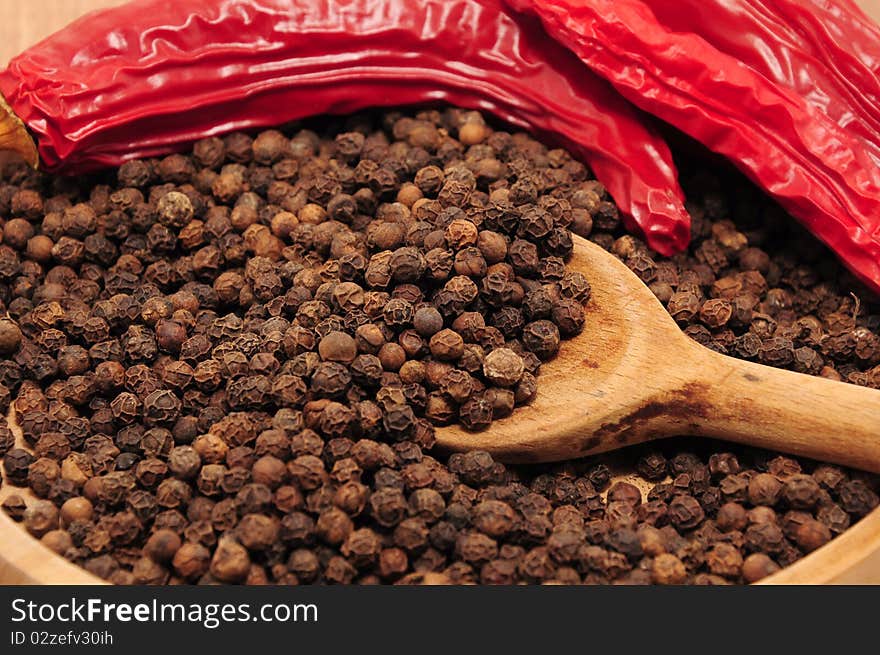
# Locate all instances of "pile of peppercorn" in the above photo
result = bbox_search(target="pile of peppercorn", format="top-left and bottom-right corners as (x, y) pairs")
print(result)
(0, 107), (878, 585)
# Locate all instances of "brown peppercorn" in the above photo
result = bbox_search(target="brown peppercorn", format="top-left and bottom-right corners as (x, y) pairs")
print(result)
(173, 542), (212, 580)
(282, 548), (318, 583)
(324, 556), (357, 584)
(749, 506), (778, 525)
(342, 527), (383, 567)
(429, 329), (464, 361)
(634, 524), (664, 557)
(459, 121), (488, 145)
(209, 538), (251, 583)
(26, 235), (54, 263)
(3, 107), (874, 588)
(667, 291), (702, 324)
(748, 473), (783, 507)
(811, 464), (846, 493)
(3, 218), (35, 249)
(318, 331), (357, 363)
(782, 474), (822, 510)
(706, 543), (743, 578)
(397, 360), (425, 385)
(252, 455), (287, 489)
(316, 507), (354, 545)
(155, 319), (187, 353)
(668, 495), (705, 530)
(28, 457), (61, 498)
(521, 320), (560, 361)
(814, 502), (849, 535)
(608, 482), (643, 507)
(41, 529), (73, 555)
(156, 191), (194, 227)
(144, 528), (182, 563)
(456, 531), (498, 565)
(60, 497), (94, 527)
(396, 183), (423, 208)
(794, 518), (832, 552)
(512, 372), (537, 406)
(483, 348), (525, 387)
(482, 387), (513, 419)
(707, 452), (740, 479)
(193, 433), (229, 465)
(377, 342), (407, 371)
(699, 298), (733, 328)
(5, 448), (35, 486)
(413, 306), (444, 337)
(741, 553), (780, 583)
(458, 397), (494, 431)
(0, 317), (22, 355)
(839, 480), (879, 517)
(376, 548), (408, 579)
(1, 495), (27, 521)
(130, 557), (169, 585)
(636, 452), (668, 481)
(651, 553), (688, 585)
(237, 513), (280, 551)
(549, 298), (585, 337)
(745, 522), (786, 554)
(24, 500), (60, 537)
(716, 502), (748, 533)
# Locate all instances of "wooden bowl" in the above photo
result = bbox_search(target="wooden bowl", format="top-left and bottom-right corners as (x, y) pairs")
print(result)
(3, 421), (880, 584)
(1, 0), (879, 588)
(2, 483), (880, 584)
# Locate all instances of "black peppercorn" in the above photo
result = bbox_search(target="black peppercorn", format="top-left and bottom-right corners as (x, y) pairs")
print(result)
(0, 106), (876, 588)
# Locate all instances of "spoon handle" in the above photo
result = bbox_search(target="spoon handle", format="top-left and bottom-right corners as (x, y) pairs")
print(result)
(690, 348), (880, 472)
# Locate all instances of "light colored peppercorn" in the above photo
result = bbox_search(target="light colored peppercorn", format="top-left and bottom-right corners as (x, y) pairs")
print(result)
(483, 348), (525, 387)
(318, 331), (357, 363)
(652, 553), (688, 585)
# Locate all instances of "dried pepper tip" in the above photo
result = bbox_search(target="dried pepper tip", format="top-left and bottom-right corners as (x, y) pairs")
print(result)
(0, 93), (38, 168)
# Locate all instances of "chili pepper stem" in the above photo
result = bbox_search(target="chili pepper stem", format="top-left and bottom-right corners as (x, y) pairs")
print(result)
(0, 92), (37, 168)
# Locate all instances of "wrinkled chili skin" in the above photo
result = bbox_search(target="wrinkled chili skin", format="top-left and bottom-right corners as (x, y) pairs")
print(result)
(0, 0), (689, 255)
(507, 0), (880, 295)
(645, 0), (880, 160)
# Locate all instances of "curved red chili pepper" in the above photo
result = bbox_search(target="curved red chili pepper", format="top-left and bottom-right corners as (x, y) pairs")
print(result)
(645, 0), (880, 162)
(0, 0), (690, 255)
(508, 0), (880, 294)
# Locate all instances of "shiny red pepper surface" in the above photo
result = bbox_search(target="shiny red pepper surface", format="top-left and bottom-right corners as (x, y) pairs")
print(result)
(645, 0), (880, 161)
(0, 0), (690, 255)
(507, 0), (880, 294)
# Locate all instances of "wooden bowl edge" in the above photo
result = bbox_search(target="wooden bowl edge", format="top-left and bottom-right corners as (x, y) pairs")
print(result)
(2, 499), (878, 584)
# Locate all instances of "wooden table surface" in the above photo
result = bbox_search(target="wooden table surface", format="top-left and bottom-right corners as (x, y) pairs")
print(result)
(0, 0), (879, 65)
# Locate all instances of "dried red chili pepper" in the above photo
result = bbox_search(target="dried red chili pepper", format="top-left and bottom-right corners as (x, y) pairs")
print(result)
(508, 0), (880, 294)
(0, 0), (689, 255)
(645, 0), (880, 160)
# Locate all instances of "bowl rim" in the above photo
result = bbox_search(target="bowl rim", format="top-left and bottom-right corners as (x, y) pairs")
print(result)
(2, 495), (879, 585)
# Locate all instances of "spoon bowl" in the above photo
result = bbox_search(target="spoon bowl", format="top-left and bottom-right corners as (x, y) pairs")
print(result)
(437, 235), (880, 471)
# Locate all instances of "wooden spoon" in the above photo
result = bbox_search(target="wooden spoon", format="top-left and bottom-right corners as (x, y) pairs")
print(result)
(436, 235), (880, 472)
